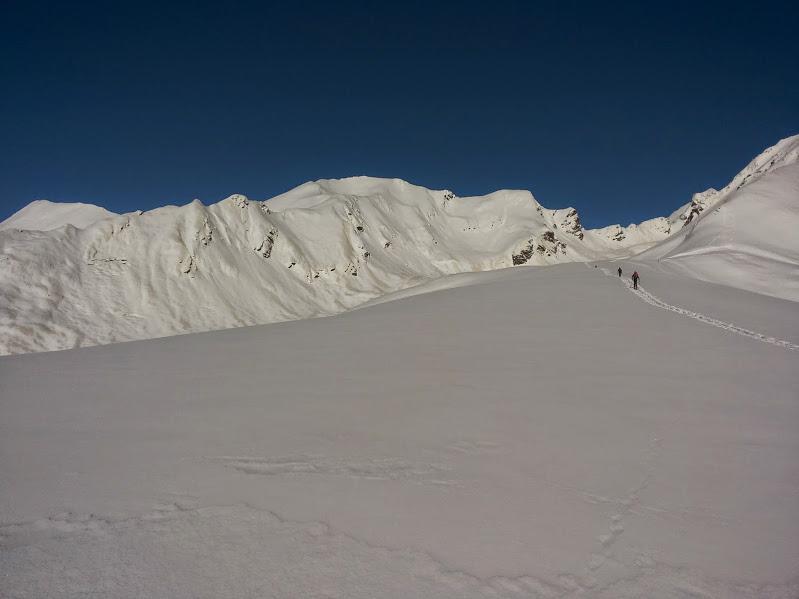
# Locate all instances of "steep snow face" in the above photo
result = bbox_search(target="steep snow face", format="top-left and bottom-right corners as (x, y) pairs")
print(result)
(636, 134), (799, 301)
(0, 179), (646, 355)
(0, 199), (116, 231)
(665, 134), (799, 229)
(589, 135), (799, 250)
(638, 159), (799, 301)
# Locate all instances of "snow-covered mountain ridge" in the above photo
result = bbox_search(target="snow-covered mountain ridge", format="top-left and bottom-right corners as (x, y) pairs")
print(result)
(0, 180), (641, 355)
(638, 135), (799, 301)
(1, 134), (796, 355)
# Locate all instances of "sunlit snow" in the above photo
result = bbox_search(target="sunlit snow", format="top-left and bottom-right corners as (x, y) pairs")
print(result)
(1, 135), (797, 598)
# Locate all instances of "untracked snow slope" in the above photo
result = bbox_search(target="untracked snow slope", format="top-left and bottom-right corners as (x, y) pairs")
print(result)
(0, 199), (116, 231)
(1, 263), (797, 598)
(637, 136), (799, 301)
(0, 179), (662, 356)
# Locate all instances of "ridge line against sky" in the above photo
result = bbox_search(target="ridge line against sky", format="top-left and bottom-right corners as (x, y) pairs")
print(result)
(1, 0), (797, 228)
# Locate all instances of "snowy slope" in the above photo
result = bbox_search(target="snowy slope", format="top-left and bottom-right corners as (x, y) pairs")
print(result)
(637, 136), (799, 300)
(664, 134), (799, 229)
(0, 179), (657, 356)
(591, 135), (799, 253)
(0, 199), (116, 231)
(1, 263), (797, 598)
(1, 135), (796, 355)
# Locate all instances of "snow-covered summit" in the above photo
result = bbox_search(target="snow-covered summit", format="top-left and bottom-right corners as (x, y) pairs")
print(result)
(0, 199), (116, 231)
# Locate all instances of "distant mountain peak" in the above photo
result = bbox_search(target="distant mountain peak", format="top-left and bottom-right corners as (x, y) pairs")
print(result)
(0, 199), (116, 232)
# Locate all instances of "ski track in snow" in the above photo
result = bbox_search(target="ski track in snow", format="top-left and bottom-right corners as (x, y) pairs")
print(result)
(596, 266), (799, 351)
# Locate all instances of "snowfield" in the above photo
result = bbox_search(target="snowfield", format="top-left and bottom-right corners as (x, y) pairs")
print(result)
(1, 135), (798, 597)
(1, 263), (797, 598)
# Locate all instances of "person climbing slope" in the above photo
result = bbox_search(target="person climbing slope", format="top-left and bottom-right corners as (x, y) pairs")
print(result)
(618, 267), (622, 277)
(632, 271), (640, 290)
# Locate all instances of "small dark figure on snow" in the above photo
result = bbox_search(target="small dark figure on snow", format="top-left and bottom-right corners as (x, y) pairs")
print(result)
(632, 271), (640, 290)
(617, 267), (622, 277)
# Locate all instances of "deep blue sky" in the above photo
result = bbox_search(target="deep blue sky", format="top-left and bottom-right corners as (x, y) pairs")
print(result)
(1, 1), (797, 227)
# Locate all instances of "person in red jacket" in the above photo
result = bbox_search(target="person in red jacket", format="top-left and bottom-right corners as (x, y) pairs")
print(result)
(632, 271), (640, 290)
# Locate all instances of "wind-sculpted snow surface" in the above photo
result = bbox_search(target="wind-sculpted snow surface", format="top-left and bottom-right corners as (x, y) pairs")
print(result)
(0, 179), (661, 355)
